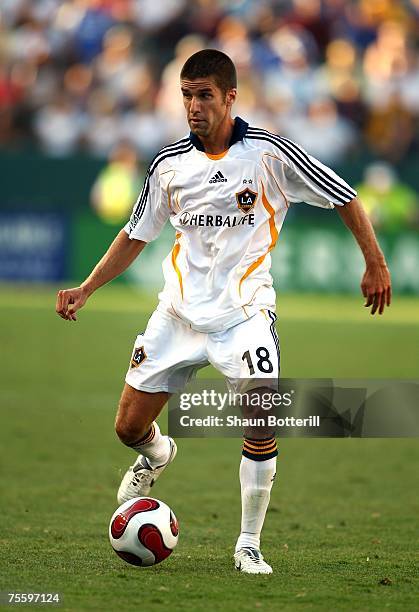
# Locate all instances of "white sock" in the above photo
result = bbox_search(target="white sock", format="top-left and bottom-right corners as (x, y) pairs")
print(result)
(130, 421), (171, 469)
(235, 438), (277, 552)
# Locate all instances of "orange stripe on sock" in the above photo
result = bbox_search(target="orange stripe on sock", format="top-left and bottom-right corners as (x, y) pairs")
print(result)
(243, 440), (277, 451)
(243, 447), (278, 457)
(243, 441), (277, 451)
(243, 438), (276, 449)
(243, 446), (277, 455)
(244, 437), (276, 445)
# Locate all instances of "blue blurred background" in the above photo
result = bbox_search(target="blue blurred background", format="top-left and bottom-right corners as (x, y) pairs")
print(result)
(1, 0), (418, 292)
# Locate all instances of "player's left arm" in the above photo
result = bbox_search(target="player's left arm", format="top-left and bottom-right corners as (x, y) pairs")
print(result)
(336, 197), (391, 315)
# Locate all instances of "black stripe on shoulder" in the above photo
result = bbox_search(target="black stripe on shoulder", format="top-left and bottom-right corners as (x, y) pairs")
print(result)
(272, 131), (356, 199)
(153, 136), (191, 159)
(133, 141), (193, 218)
(247, 127), (356, 202)
(149, 141), (193, 177)
(248, 126), (355, 193)
(246, 128), (355, 204)
(132, 172), (150, 219)
(247, 128), (355, 203)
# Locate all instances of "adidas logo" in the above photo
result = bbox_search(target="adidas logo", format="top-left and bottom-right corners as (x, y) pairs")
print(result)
(209, 171), (227, 184)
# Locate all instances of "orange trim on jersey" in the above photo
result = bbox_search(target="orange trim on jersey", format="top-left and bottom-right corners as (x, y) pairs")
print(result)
(261, 308), (268, 321)
(205, 150), (228, 160)
(242, 285), (265, 310)
(170, 301), (183, 319)
(167, 186), (172, 211)
(161, 170), (176, 211)
(238, 183), (279, 297)
(171, 233), (184, 299)
(241, 304), (251, 318)
(174, 191), (181, 212)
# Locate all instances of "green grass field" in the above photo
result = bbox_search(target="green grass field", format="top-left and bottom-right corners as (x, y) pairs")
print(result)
(1, 285), (418, 611)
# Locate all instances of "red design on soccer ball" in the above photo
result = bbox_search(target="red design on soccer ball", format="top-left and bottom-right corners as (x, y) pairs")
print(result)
(170, 511), (179, 537)
(138, 524), (172, 563)
(111, 498), (160, 539)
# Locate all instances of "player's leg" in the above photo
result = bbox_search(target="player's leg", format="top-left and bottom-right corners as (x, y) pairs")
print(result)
(208, 309), (279, 574)
(116, 309), (207, 503)
(115, 384), (173, 467)
(115, 385), (177, 503)
(115, 383), (170, 459)
(234, 426), (277, 575)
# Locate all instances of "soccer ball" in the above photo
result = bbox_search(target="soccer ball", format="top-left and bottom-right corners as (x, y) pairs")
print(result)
(109, 497), (179, 567)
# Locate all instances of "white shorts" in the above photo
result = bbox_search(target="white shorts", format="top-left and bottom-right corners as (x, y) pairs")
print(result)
(125, 308), (280, 394)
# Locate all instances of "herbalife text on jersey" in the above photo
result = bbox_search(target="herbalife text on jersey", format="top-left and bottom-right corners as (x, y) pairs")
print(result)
(179, 211), (255, 227)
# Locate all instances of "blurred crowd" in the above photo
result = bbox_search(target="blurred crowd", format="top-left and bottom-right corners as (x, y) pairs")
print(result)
(1, 0), (419, 168)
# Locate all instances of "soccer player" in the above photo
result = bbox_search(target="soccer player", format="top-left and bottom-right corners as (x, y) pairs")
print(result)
(56, 49), (391, 574)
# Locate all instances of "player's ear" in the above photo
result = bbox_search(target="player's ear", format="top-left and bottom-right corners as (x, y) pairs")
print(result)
(226, 88), (237, 108)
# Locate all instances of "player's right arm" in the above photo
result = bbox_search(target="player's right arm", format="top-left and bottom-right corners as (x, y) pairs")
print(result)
(56, 142), (178, 321)
(56, 230), (146, 321)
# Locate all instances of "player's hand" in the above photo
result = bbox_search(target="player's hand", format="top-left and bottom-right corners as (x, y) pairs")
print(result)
(361, 262), (391, 315)
(56, 286), (89, 321)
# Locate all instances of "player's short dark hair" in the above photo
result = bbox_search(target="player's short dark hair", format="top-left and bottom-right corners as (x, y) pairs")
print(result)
(180, 49), (237, 95)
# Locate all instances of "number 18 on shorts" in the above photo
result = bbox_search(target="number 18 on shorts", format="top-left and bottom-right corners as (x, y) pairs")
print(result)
(125, 309), (280, 394)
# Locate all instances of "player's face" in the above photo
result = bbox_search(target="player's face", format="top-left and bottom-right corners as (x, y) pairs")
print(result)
(180, 76), (236, 138)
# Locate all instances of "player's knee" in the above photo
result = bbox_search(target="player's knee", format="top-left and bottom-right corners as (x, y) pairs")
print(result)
(114, 417), (148, 446)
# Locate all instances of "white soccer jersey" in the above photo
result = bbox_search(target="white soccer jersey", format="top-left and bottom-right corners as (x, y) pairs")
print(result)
(125, 117), (356, 333)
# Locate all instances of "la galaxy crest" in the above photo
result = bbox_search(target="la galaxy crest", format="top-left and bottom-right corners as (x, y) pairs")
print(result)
(131, 345), (147, 368)
(236, 187), (258, 213)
